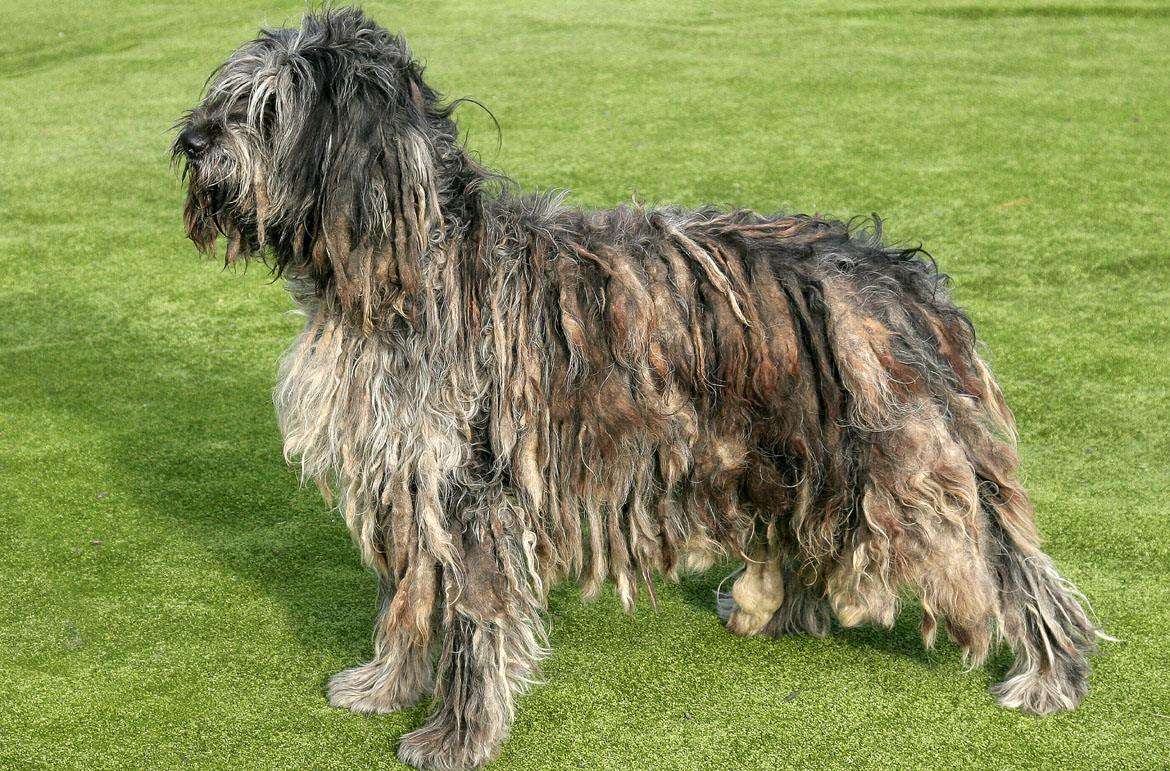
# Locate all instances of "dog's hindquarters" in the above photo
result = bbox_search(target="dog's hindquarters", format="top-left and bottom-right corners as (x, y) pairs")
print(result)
(716, 262), (1100, 713)
(835, 293), (1101, 712)
(827, 254), (1102, 713)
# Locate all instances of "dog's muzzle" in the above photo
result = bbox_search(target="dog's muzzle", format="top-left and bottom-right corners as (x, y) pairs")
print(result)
(179, 126), (210, 158)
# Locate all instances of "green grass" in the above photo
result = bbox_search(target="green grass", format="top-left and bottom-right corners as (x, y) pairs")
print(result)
(3, 1), (1169, 768)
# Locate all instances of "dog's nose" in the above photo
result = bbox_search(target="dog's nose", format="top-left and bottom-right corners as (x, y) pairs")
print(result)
(180, 126), (210, 157)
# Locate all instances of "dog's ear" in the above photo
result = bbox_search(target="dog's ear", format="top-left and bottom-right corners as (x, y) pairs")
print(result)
(281, 48), (443, 331)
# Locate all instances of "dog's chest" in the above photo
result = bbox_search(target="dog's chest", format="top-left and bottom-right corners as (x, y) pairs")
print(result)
(273, 300), (474, 515)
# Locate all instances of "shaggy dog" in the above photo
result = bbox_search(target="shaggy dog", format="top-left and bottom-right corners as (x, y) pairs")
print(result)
(175, 9), (1101, 769)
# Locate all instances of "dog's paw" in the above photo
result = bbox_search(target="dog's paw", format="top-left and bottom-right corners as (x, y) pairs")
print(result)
(327, 662), (427, 714)
(725, 605), (774, 637)
(717, 591), (774, 637)
(717, 579), (782, 638)
(991, 664), (1088, 716)
(397, 718), (502, 771)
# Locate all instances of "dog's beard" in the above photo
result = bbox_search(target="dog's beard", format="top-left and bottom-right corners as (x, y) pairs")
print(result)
(181, 154), (262, 265)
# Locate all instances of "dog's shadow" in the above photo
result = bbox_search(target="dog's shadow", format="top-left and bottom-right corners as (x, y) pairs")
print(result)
(34, 284), (378, 665)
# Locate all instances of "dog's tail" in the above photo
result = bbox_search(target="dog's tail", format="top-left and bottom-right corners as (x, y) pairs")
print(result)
(918, 321), (1107, 715)
(971, 396), (1103, 714)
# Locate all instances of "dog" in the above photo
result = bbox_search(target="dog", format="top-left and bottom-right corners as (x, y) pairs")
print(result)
(174, 8), (1102, 769)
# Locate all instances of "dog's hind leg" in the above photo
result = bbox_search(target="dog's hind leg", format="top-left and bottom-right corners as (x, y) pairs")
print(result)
(825, 409), (1002, 664)
(719, 557), (832, 639)
(711, 535), (795, 641)
(398, 495), (547, 771)
(760, 563), (831, 639)
(327, 576), (435, 714)
(950, 353), (1098, 712)
(717, 548), (784, 637)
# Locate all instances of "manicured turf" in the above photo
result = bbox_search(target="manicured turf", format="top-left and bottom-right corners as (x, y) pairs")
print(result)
(3, 1), (1168, 768)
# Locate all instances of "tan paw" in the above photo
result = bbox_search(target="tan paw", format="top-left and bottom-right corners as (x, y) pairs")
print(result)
(327, 661), (427, 714)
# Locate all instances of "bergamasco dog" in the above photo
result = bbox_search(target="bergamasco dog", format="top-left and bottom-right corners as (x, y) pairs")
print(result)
(174, 8), (1103, 769)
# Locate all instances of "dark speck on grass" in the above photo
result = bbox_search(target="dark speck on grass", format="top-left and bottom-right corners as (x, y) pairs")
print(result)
(782, 690), (800, 703)
(65, 624), (81, 650)
(90, 539), (104, 546)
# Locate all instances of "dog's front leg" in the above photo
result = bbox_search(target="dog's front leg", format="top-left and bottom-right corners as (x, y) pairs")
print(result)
(327, 574), (436, 714)
(398, 496), (547, 771)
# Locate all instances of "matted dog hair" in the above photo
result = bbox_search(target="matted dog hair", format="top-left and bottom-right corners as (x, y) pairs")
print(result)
(175, 9), (1103, 769)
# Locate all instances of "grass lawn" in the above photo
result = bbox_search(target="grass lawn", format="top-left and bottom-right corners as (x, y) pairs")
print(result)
(3, 0), (1168, 768)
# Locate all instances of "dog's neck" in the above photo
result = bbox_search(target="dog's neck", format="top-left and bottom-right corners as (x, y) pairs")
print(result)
(268, 144), (494, 336)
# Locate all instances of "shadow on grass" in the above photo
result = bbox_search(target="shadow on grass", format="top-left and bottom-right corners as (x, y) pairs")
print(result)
(5, 287), (376, 668)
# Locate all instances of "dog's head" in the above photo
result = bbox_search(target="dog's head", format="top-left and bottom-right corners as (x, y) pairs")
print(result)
(174, 8), (473, 321)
